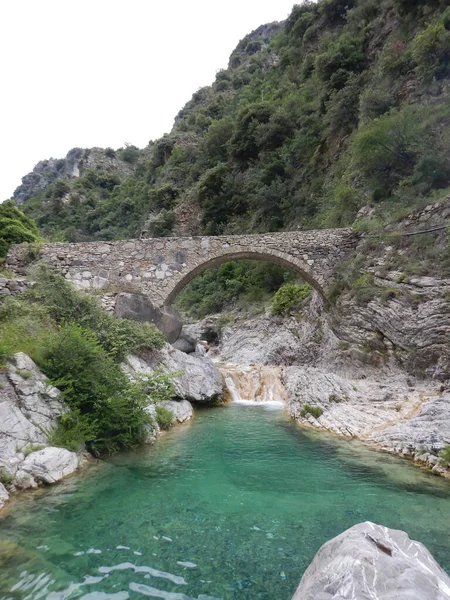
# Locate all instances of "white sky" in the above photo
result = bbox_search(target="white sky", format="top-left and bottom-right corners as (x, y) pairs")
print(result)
(0, 0), (297, 202)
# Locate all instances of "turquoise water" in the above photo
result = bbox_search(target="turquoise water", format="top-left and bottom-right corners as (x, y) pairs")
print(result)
(1, 402), (450, 600)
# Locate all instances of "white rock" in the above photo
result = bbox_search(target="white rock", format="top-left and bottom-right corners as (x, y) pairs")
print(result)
(292, 522), (450, 600)
(124, 346), (223, 403)
(159, 400), (193, 422)
(1, 354), (65, 466)
(22, 447), (78, 484)
(14, 469), (38, 489)
(0, 483), (9, 509)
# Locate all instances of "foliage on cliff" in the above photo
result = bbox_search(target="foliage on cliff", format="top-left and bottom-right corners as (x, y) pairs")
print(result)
(16, 0), (450, 245)
(0, 202), (39, 258)
(0, 267), (171, 454)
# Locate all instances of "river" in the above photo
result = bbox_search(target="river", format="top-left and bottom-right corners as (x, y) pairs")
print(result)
(1, 402), (449, 600)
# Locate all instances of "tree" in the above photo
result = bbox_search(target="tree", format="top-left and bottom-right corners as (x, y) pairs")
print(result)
(0, 201), (39, 257)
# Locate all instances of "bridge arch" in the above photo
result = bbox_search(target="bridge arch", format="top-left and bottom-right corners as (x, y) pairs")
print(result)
(163, 246), (328, 307)
(6, 228), (358, 310)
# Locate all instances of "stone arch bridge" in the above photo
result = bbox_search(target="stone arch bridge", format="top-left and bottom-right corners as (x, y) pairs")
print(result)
(7, 229), (358, 307)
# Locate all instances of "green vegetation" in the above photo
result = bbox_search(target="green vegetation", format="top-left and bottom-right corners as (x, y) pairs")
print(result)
(272, 283), (312, 315)
(23, 444), (44, 457)
(175, 260), (297, 319)
(0, 201), (39, 258)
(300, 404), (324, 419)
(18, 0), (450, 248)
(0, 266), (172, 455)
(155, 405), (175, 430)
(439, 446), (450, 467)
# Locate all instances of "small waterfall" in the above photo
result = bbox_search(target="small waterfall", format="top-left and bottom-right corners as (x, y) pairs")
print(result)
(220, 364), (286, 406)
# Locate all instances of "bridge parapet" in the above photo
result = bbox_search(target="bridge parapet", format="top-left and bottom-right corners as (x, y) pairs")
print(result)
(6, 229), (358, 307)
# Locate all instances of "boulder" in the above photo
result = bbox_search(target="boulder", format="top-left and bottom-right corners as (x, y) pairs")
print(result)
(160, 400), (193, 423)
(172, 330), (197, 354)
(124, 345), (223, 403)
(292, 521), (450, 600)
(22, 447), (78, 484)
(371, 396), (450, 462)
(0, 353), (66, 474)
(0, 483), (9, 509)
(114, 293), (182, 343)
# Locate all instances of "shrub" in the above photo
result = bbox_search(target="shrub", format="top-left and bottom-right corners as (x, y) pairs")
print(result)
(353, 272), (377, 305)
(0, 342), (13, 369)
(300, 403), (323, 418)
(148, 209), (175, 237)
(412, 23), (450, 81)
(439, 446), (450, 467)
(118, 145), (140, 164)
(0, 201), (39, 258)
(155, 405), (174, 430)
(352, 106), (424, 191)
(272, 283), (312, 315)
(29, 265), (164, 361)
(380, 287), (402, 302)
(41, 323), (170, 455)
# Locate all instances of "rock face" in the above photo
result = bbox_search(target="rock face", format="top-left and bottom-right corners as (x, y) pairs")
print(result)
(21, 448), (78, 484)
(0, 353), (80, 504)
(292, 521), (450, 600)
(114, 293), (182, 343)
(372, 397), (450, 473)
(160, 400), (194, 423)
(124, 346), (223, 403)
(0, 353), (66, 478)
(13, 147), (135, 205)
(0, 483), (9, 509)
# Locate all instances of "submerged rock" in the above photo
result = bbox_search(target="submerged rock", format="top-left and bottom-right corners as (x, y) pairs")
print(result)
(160, 399), (194, 423)
(292, 521), (450, 600)
(22, 447), (79, 484)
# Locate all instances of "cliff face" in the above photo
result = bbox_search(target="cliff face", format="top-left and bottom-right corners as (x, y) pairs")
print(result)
(13, 0), (450, 245)
(13, 147), (137, 206)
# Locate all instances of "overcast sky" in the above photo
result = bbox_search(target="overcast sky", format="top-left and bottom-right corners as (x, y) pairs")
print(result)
(0, 0), (297, 202)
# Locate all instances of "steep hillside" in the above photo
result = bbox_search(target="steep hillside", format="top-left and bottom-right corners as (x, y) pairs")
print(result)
(13, 0), (450, 244)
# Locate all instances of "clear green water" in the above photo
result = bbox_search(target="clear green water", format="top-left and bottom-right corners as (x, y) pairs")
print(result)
(1, 402), (450, 600)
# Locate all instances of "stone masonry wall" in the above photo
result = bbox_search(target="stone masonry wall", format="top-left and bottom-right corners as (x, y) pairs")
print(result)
(6, 230), (358, 307)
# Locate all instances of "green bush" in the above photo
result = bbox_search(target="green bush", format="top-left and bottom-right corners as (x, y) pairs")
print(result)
(29, 265), (164, 361)
(176, 260), (295, 319)
(353, 272), (377, 305)
(41, 323), (173, 455)
(118, 145), (140, 164)
(155, 405), (175, 430)
(352, 106), (425, 191)
(300, 403), (323, 418)
(272, 283), (312, 315)
(439, 446), (450, 466)
(412, 23), (450, 80)
(0, 201), (40, 258)
(148, 209), (175, 237)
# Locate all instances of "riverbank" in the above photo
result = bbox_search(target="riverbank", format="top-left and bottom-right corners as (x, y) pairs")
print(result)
(1, 402), (450, 600)
(186, 309), (450, 480)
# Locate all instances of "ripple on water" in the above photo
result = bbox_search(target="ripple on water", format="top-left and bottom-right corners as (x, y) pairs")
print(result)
(1, 403), (450, 600)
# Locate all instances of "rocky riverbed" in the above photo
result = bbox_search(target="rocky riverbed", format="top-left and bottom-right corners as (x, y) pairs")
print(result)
(185, 308), (450, 479)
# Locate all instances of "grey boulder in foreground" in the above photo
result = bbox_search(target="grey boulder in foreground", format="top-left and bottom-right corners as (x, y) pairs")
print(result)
(292, 521), (450, 600)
